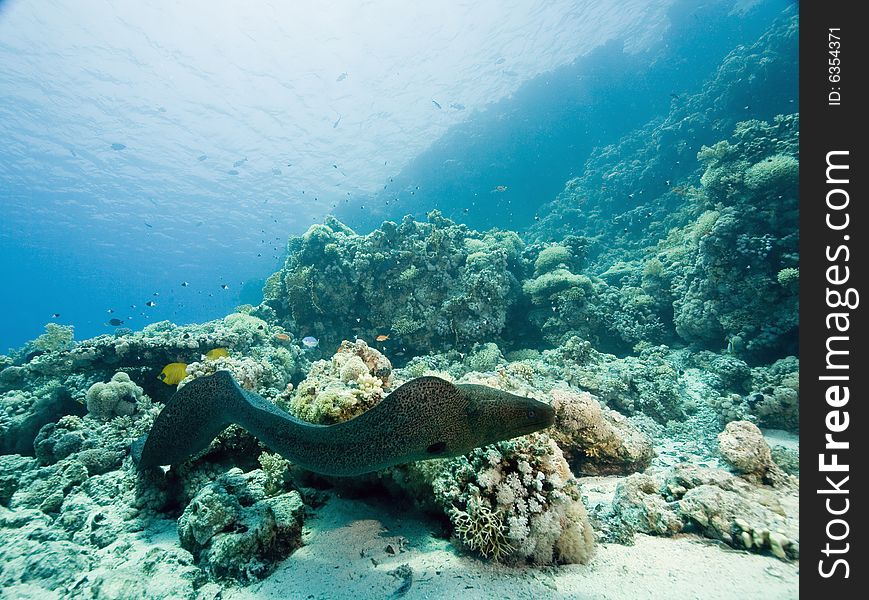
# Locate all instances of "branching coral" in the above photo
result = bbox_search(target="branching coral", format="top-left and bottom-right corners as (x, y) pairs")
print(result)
(450, 497), (514, 561)
(30, 323), (75, 353)
(433, 432), (594, 565)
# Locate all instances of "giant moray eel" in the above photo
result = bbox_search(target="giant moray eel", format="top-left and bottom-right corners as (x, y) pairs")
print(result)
(133, 371), (554, 476)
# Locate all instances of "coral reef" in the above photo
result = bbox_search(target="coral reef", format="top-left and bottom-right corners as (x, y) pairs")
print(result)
(524, 13), (798, 362)
(432, 432), (595, 565)
(0, 11), (801, 595)
(29, 323), (75, 353)
(288, 339), (393, 424)
(257, 212), (525, 355)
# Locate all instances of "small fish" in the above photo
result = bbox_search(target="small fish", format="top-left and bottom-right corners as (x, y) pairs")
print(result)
(51, 313), (60, 318)
(205, 348), (229, 360)
(107, 318), (124, 326)
(333, 115), (341, 129)
(144, 222), (153, 228)
(492, 185), (508, 193)
(181, 282), (189, 287)
(336, 72), (348, 82)
(301, 336), (319, 349)
(158, 362), (188, 385)
(274, 333), (290, 342)
(145, 301), (157, 307)
(431, 99), (442, 109)
(221, 284), (229, 290)
(198, 154), (208, 161)
(233, 158), (247, 168)
(111, 143), (126, 151)
(153, 292), (159, 296)
(107, 309), (115, 313)
(375, 334), (389, 342)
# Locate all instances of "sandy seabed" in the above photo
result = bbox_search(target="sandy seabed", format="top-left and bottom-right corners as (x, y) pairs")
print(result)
(219, 489), (798, 600)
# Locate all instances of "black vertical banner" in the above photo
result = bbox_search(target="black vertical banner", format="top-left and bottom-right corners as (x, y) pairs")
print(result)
(801, 1), (866, 596)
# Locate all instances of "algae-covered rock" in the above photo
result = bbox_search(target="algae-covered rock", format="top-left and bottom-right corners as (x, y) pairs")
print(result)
(550, 387), (654, 475)
(178, 468), (305, 582)
(609, 464), (798, 560)
(611, 473), (682, 537)
(716, 420), (777, 483)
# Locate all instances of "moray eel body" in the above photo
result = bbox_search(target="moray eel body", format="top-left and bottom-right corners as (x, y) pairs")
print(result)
(133, 371), (554, 476)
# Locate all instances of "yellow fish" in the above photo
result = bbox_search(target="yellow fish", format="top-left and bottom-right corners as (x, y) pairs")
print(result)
(205, 348), (229, 360)
(158, 362), (188, 385)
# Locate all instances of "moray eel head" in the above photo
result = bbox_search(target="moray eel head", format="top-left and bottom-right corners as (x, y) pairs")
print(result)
(455, 383), (555, 450)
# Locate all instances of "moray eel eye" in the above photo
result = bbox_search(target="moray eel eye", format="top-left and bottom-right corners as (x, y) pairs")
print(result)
(527, 409), (537, 419)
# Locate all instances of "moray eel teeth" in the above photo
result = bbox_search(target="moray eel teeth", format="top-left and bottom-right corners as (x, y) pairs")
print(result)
(132, 371), (554, 477)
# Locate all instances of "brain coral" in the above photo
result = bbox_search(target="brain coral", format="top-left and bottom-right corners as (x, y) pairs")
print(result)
(85, 372), (145, 420)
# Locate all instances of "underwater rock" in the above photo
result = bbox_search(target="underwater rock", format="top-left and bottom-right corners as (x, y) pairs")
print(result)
(0, 454), (34, 506)
(550, 387), (654, 476)
(551, 341), (684, 424)
(0, 509), (95, 597)
(675, 470), (798, 560)
(178, 468), (305, 582)
(0, 388), (86, 456)
(610, 464), (798, 560)
(716, 420), (786, 486)
(747, 356), (799, 432)
(610, 473), (682, 538)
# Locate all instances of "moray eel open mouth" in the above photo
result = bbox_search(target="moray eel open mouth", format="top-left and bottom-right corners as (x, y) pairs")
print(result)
(133, 371), (555, 477)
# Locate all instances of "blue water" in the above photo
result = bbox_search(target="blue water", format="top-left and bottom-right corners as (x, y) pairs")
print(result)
(0, 0), (792, 351)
